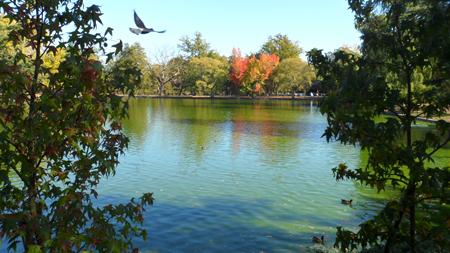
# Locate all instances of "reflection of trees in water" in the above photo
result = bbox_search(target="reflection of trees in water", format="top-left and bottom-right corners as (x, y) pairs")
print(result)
(164, 99), (220, 161)
(162, 99), (324, 166)
(160, 99), (298, 161)
(142, 99), (318, 163)
(121, 99), (371, 169)
(121, 99), (151, 147)
(230, 101), (307, 164)
(232, 112), (244, 155)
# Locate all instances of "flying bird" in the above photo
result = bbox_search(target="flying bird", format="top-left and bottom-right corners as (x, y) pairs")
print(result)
(129, 10), (166, 35)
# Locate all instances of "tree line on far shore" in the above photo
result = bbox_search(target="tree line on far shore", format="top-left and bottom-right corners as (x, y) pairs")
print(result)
(105, 32), (322, 97)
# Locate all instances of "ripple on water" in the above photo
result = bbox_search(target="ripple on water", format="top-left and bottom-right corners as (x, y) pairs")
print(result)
(94, 99), (398, 252)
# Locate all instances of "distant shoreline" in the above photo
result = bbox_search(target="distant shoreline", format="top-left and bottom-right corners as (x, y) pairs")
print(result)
(127, 95), (324, 101)
(121, 95), (449, 123)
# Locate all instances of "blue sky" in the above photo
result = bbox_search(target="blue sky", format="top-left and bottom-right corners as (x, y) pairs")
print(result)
(87, 0), (361, 59)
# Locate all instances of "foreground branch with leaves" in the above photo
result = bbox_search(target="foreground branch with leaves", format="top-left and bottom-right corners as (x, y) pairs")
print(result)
(309, 0), (450, 252)
(0, 0), (152, 251)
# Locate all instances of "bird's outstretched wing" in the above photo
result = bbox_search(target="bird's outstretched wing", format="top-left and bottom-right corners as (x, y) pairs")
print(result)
(134, 10), (147, 29)
(131, 10), (166, 35)
(141, 28), (166, 34)
(129, 27), (142, 35)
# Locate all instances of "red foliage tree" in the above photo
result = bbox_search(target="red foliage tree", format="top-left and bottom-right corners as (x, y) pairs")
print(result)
(230, 49), (279, 95)
(246, 53), (279, 94)
(258, 53), (280, 80)
(230, 48), (249, 87)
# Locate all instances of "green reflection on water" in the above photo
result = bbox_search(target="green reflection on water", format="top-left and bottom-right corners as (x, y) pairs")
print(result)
(101, 98), (450, 252)
(2, 98), (448, 253)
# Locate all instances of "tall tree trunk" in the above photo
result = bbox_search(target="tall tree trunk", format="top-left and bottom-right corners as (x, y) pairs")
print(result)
(384, 208), (405, 253)
(158, 82), (163, 96)
(25, 4), (44, 248)
(384, 11), (416, 252)
(406, 71), (416, 253)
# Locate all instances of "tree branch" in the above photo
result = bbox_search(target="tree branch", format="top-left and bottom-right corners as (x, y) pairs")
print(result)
(424, 132), (450, 160)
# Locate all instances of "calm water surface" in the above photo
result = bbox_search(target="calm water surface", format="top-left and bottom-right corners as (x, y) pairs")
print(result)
(1, 99), (447, 253)
(97, 98), (397, 253)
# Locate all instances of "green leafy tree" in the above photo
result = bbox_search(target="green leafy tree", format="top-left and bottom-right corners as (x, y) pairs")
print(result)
(168, 56), (190, 95)
(148, 50), (183, 96)
(0, 1), (152, 252)
(307, 47), (361, 94)
(178, 31), (210, 59)
(309, 0), (450, 252)
(270, 58), (315, 96)
(260, 34), (302, 61)
(185, 56), (229, 96)
(178, 31), (220, 60)
(106, 43), (151, 94)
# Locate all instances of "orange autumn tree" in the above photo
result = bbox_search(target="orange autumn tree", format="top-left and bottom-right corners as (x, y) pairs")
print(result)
(246, 53), (279, 94)
(230, 48), (249, 90)
(230, 49), (279, 95)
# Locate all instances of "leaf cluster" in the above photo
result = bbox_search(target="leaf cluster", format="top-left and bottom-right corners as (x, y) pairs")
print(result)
(308, 0), (450, 252)
(0, 1), (151, 251)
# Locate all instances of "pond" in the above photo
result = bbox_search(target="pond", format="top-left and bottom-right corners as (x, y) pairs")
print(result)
(95, 98), (416, 253)
(1, 98), (447, 252)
